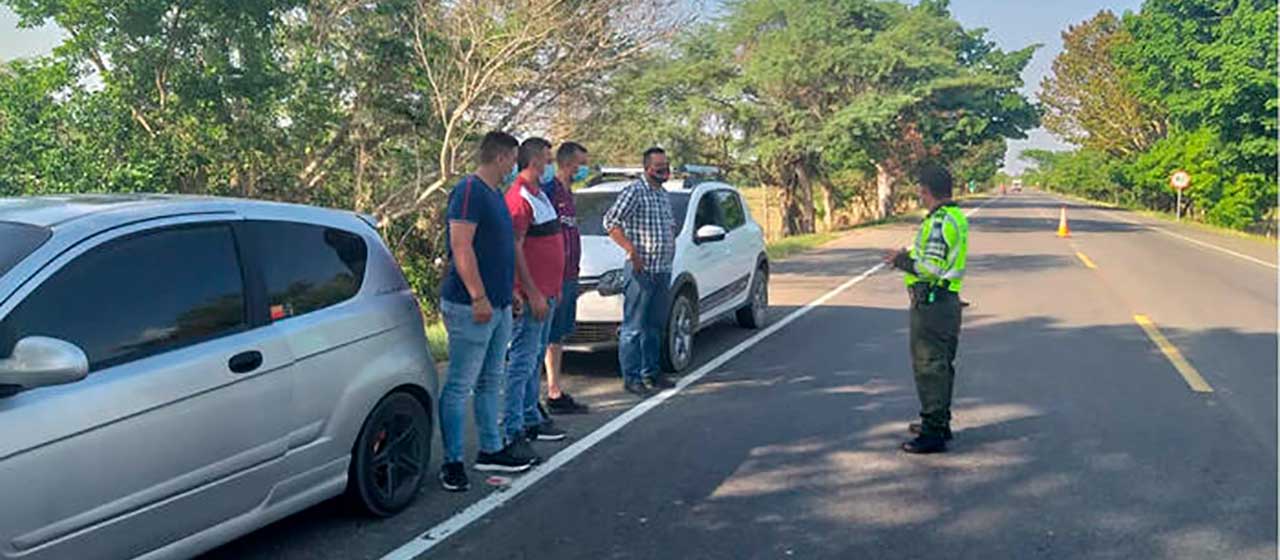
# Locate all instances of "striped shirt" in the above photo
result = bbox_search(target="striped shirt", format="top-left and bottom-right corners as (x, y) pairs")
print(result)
(602, 179), (676, 274)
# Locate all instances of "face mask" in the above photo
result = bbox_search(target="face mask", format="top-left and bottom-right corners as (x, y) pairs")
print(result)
(649, 168), (671, 183)
(572, 165), (590, 183)
(503, 163), (518, 186)
(541, 163), (556, 185)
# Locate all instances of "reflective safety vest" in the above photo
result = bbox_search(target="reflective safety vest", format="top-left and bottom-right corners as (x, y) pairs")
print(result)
(904, 202), (968, 293)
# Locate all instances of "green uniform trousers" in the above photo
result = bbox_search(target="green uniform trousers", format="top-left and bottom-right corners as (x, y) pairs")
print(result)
(909, 289), (962, 435)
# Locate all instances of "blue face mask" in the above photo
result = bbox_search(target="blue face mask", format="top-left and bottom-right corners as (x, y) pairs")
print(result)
(502, 163), (518, 186)
(572, 165), (590, 183)
(540, 163), (556, 185)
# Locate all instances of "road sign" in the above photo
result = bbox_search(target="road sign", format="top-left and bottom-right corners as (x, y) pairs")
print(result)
(1169, 170), (1191, 221)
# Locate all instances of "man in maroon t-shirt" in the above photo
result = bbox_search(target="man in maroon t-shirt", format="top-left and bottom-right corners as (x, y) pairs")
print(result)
(504, 137), (567, 459)
(542, 142), (591, 414)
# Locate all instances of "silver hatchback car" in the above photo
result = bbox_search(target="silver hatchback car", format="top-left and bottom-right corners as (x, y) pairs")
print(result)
(0, 195), (438, 560)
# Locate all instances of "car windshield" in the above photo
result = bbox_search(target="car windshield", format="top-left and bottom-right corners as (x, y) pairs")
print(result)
(0, 222), (51, 277)
(575, 191), (690, 237)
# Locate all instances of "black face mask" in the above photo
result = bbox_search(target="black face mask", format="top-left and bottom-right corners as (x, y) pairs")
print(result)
(649, 169), (671, 183)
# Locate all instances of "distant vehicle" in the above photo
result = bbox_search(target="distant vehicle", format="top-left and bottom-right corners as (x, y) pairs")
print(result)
(1012, 179), (1024, 193)
(568, 166), (769, 372)
(0, 195), (437, 560)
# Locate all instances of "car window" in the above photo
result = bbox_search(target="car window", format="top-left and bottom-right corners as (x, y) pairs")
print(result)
(694, 193), (721, 230)
(241, 221), (367, 321)
(575, 191), (691, 237)
(715, 190), (746, 231)
(0, 224), (246, 371)
(0, 222), (51, 278)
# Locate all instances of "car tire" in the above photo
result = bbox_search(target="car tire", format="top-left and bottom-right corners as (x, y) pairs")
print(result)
(736, 266), (768, 329)
(347, 391), (431, 517)
(661, 289), (697, 373)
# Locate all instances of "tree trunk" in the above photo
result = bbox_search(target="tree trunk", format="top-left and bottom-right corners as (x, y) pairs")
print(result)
(354, 142), (371, 212)
(819, 181), (835, 233)
(875, 162), (893, 219)
(781, 161), (816, 236)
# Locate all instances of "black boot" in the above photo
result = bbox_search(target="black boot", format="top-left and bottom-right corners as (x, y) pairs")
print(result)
(901, 434), (948, 454)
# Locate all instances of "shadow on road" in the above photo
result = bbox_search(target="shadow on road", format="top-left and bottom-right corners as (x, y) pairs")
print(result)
(536, 306), (1280, 560)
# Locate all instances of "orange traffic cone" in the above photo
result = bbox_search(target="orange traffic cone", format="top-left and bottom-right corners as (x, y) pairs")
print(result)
(1057, 206), (1071, 238)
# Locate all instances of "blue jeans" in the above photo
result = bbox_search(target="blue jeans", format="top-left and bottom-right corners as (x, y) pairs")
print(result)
(619, 269), (670, 383)
(439, 300), (513, 464)
(504, 296), (556, 440)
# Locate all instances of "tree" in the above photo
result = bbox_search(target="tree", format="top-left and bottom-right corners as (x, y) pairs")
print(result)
(1117, 0), (1277, 179)
(1039, 10), (1166, 157)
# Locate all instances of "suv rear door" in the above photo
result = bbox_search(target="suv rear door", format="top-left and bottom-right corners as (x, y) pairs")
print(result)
(711, 189), (758, 307)
(0, 219), (295, 560)
(687, 189), (735, 313)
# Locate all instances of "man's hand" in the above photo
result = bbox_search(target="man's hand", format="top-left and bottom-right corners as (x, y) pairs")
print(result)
(529, 292), (550, 321)
(471, 296), (494, 324)
(882, 248), (905, 265)
(628, 250), (646, 273)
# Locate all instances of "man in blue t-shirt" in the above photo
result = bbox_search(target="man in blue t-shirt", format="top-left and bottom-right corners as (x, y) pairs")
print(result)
(438, 131), (537, 493)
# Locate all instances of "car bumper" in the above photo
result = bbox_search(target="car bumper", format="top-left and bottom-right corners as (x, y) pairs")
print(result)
(564, 277), (624, 352)
(561, 321), (621, 352)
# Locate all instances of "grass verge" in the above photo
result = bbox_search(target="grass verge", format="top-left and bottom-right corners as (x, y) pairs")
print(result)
(1044, 190), (1277, 244)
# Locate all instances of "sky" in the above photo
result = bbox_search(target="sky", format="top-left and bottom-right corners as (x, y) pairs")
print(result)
(0, 0), (1145, 174)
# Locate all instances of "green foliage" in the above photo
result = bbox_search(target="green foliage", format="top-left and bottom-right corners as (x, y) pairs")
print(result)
(579, 0), (1038, 234)
(1029, 0), (1277, 233)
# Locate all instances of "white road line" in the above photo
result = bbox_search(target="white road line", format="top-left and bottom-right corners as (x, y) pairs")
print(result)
(1064, 197), (1277, 270)
(379, 196), (1000, 560)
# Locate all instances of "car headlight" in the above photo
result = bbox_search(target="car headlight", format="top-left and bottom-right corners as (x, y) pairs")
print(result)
(597, 268), (626, 296)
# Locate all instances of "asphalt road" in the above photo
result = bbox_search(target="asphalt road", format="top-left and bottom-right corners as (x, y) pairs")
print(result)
(203, 192), (1278, 560)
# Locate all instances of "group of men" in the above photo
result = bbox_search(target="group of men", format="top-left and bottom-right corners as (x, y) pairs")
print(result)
(436, 131), (680, 491)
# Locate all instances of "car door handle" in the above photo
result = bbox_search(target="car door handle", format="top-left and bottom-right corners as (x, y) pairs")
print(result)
(228, 351), (264, 374)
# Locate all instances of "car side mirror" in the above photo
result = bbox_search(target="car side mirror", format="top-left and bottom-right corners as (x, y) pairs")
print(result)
(0, 337), (89, 396)
(695, 224), (727, 244)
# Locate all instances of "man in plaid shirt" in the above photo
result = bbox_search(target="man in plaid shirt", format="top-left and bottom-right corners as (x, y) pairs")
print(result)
(603, 147), (677, 398)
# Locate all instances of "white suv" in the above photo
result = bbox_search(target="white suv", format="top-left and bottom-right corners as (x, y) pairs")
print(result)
(566, 168), (769, 372)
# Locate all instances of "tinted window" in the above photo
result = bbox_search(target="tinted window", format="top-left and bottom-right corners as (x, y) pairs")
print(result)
(243, 221), (367, 321)
(716, 191), (746, 230)
(576, 191), (691, 237)
(694, 193), (720, 229)
(0, 222), (51, 277)
(0, 224), (246, 371)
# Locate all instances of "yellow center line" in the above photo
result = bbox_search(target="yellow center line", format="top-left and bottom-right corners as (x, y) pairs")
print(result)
(1133, 315), (1214, 393)
(1075, 251), (1098, 269)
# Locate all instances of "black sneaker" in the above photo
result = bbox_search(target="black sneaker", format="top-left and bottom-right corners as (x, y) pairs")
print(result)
(546, 393), (590, 414)
(475, 444), (536, 473)
(645, 375), (676, 390)
(439, 462), (469, 492)
(509, 438), (543, 465)
(527, 420), (567, 442)
(901, 434), (948, 454)
(624, 380), (654, 398)
(908, 422), (954, 441)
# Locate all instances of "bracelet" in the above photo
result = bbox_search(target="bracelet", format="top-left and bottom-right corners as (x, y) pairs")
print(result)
(472, 294), (488, 303)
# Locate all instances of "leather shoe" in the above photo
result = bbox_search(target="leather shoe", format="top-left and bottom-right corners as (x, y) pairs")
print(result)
(645, 375), (676, 390)
(623, 380), (654, 398)
(901, 434), (948, 454)
(908, 422), (953, 441)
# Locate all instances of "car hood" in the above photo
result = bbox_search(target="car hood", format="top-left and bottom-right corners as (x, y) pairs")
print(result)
(579, 235), (626, 278)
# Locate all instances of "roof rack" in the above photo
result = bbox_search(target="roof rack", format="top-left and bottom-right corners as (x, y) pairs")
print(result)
(678, 164), (723, 189)
(585, 164), (726, 188)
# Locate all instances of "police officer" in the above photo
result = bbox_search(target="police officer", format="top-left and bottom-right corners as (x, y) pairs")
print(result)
(883, 163), (968, 454)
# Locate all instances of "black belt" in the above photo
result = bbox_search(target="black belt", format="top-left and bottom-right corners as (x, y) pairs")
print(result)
(527, 220), (562, 237)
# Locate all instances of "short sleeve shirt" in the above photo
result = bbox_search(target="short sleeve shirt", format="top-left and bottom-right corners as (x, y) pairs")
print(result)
(543, 178), (582, 280)
(441, 175), (515, 308)
(506, 175), (565, 299)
